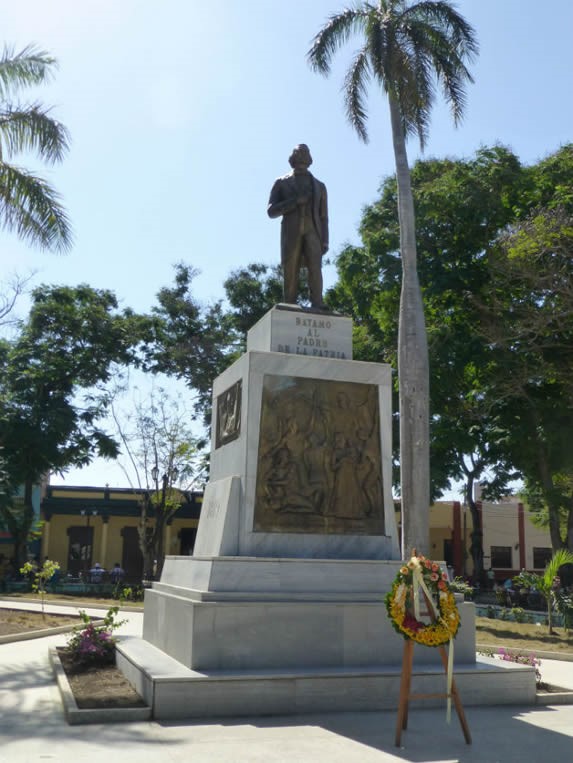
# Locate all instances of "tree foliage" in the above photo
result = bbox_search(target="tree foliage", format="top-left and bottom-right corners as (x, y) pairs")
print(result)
(0, 284), (142, 564)
(112, 389), (206, 580)
(514, 549), (573, 634)
(480, 199), (573, 550)
(328, 143), (573, 562)
(144, 263), (238, 423)
(223, 263), (286, 342)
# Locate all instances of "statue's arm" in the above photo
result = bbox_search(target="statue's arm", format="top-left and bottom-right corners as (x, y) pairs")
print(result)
(267, 179), (298, 219)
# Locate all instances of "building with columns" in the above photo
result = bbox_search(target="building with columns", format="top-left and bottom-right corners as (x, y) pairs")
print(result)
(39, 484), (202, 580)
(1, 482), (554, 585)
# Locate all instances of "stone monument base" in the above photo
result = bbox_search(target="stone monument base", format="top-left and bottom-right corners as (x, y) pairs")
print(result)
(141, 557), (477, 671)
(116, 555), (537, 720)
(117, 639), (536, 721)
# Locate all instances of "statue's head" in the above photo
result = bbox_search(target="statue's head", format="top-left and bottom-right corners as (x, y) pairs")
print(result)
(289, 144), (313, 169)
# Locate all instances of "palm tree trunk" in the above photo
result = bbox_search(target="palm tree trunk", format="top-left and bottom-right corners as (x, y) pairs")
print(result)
(389, 96), (430, 558)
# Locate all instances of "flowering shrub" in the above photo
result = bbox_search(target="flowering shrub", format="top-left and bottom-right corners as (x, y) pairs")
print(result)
(478, 648), (542, 687)
(497, 648), (542, 687)
(449, 577), (473, 600)
(66, 606), (126, 667)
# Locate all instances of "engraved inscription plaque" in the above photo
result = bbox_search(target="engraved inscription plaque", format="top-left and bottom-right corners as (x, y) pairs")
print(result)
(254, 375), (385, 535)
(216, 380), (242, 449)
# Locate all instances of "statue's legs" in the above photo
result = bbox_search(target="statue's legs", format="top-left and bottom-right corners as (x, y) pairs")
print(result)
(303, 229), (324, 308)
(282, 236), (303, 304)
(282, 227), (324, 307)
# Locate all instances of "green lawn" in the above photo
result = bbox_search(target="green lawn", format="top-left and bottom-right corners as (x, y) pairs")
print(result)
(476, 616), (573, 654)
(0, 591), (144, 608)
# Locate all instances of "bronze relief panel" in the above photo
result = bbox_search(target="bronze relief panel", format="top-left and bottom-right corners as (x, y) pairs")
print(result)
(254, 375), (385, 535)
(215, 380), (242, 449)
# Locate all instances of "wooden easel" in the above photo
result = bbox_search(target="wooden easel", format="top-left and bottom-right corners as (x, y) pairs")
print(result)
(395, 639), (471, 746)
(394, 551), (471, 747)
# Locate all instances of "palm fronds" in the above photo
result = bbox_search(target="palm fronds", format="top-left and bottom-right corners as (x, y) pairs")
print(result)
(308, 0), (478, 149)
(0, 44), (71, 252)
(0, 163), (72, 252)
(0, 45), (57, 99)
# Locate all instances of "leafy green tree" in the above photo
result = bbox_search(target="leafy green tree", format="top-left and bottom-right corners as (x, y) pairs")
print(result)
(329, 143), (573, 563)
(481, 199), (573, 551)
(514, 549), (573, 634)
(112, 389), (206, 580)
(308, 0), (478, 555)
(145, 264), (238, 423)
(0, 285), (142, 565)
(224, 263), (287, 342)
(0, 45), (71, 252)
(329, 146), (522, 576)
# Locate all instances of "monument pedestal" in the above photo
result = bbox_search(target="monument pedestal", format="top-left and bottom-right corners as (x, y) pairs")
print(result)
(120, 306), (536, 719)
(142, 558), (477, 672)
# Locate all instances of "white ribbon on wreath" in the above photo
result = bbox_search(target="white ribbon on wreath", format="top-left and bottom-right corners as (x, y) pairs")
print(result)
(410, 558), (455, 723)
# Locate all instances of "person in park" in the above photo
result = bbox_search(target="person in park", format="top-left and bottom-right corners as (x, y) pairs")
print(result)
(89, 562), (105, 583)
(267, 144), (329, 309)
(487, 567), (495, 590)
(110, 562), (125, 585)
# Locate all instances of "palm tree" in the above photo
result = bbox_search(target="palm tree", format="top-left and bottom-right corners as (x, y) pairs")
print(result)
(515, 549), (573, 634)
(308, 1), (478, 556)
(0, 44), (72, 252)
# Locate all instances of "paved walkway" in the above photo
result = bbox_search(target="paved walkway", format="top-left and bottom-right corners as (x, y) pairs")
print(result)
(1, 600), (573, 763)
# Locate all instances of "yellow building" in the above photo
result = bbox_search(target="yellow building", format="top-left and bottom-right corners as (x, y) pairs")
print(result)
(35, 484), (554, 585)
(40, 484), (202, 580)
(395, 497), (553, 581)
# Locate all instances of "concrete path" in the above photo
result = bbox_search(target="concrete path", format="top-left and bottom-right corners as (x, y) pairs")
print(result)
(1, 600), (573, 763)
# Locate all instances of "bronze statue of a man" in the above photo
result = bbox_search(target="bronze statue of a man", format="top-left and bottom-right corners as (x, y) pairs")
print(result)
(267, 144), (329, 309)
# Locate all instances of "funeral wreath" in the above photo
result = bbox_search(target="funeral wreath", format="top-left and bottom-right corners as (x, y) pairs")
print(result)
(385, 553), (460, 647)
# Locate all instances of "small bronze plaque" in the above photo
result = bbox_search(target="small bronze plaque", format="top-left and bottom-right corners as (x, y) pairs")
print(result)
(215, 380), (242, 449)
(254, 375), (385, 534)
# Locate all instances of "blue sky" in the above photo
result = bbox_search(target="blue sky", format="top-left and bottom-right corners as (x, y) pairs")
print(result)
(2, 0), (572, 492)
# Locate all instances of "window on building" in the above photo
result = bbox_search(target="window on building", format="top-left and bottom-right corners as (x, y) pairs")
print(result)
(179, 527), (197, 556)
(533, 547), (553, 569)
(490, 546), (512, 569)
(67, 526), (93, 576)
(120, 526), (143, 581)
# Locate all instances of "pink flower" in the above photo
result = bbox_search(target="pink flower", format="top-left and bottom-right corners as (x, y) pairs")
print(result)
(442, 573), (449, 581)
(431, 563), (439, 572)
(430, 572), (439, 581)
(425, 560), (432, 569)
(438, 580), (447, 590)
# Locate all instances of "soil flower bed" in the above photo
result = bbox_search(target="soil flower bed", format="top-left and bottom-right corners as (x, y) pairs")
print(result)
(1, 605), (146, 710)
(0, 608), (80, 637)
(56, 647), (146, 709)
(57, 605), (147, 711)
